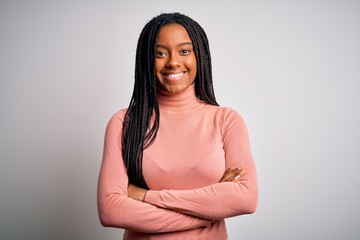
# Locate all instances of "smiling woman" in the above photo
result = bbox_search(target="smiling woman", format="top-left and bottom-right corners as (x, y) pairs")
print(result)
(155, 24), (197, 94)
(97, 12), (258, 240)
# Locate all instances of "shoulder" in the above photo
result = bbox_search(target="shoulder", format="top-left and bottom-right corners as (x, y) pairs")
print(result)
(202, 104), (243, 121)
(220, 107), (244, 123)
(200, 104), (246, 124)
(201, 104), (247, 130)
(105, 108), (127, 133)
(109, 108), (127, 122)
(215, 107), (248, 136)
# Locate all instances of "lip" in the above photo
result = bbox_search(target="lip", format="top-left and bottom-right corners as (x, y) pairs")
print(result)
(162, 71), (186, 81)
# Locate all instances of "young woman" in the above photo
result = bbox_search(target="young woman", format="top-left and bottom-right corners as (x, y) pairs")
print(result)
(97, 12), (258, 240)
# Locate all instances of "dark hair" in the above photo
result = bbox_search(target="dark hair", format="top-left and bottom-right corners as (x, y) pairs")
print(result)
(122, 12), (218, 189)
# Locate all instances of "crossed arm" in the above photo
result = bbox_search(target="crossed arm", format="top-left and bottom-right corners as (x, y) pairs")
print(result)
(128, 165), (255, 221)
(97, 109), (258, 233)
(128, 166), (245, 202)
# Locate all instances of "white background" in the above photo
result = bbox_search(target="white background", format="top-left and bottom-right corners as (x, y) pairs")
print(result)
(1, 0), (359, 239)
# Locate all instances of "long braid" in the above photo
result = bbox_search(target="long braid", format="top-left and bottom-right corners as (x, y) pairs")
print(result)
(122, 13), (218, 189)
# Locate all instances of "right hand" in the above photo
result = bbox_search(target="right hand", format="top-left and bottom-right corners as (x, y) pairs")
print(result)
(219, 166), (245, 183)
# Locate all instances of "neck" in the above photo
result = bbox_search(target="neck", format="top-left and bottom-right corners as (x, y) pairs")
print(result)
(156, 84), (202, 111)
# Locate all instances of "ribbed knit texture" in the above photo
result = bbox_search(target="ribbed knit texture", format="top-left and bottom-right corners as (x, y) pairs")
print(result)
(97, 84), (258, 240)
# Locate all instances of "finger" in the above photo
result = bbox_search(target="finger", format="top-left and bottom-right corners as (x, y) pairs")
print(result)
(220, 174), (235, 182)
(220, 176), (233, 182)
(234, 170), (246, 181)
(220, 170), (240, 182)
(224, 167), (235, 174)
(220, 166), (244, 182)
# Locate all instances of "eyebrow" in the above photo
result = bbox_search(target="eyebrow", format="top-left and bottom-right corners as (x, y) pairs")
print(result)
(156, 42), (193, 49)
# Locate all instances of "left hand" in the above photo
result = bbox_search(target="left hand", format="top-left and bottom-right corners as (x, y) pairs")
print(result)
(128, 184), (147, 202)
(219, 166), (245, 183)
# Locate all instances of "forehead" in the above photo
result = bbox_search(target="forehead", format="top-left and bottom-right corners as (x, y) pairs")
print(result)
(156, 24), (192, 45)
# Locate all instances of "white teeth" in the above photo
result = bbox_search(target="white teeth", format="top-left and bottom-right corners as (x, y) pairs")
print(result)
(166, 72), (184, 80)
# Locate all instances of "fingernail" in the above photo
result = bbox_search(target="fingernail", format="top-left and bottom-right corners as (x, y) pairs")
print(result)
(234, 175), (240, 181)
(240, 170), (246, 175)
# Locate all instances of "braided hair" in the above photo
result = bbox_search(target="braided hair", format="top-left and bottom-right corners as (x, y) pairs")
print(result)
(122, 13), (218, 189)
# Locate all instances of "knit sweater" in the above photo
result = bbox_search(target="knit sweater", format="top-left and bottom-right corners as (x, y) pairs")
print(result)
(97, 84), (258, 240)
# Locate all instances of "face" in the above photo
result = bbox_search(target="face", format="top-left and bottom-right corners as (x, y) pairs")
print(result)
(155, 24), (197, 95)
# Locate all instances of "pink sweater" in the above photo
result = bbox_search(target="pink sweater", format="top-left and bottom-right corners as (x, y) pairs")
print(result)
(97, 84), (258, 240)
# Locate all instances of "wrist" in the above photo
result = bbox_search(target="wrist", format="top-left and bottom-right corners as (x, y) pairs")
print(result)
(142, 190), (148, 202)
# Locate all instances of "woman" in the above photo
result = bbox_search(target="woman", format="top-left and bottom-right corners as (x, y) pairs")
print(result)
(97, 12), (258, 239)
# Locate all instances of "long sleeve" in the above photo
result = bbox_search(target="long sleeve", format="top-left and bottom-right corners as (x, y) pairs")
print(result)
(97, 110), (211, 233)
(144, 109), (258, 220)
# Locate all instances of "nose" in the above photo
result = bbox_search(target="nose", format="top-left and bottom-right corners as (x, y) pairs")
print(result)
(166, 54), (180, 68)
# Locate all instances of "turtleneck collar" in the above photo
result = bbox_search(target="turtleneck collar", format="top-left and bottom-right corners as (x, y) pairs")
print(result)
(156, 83), (203, 111)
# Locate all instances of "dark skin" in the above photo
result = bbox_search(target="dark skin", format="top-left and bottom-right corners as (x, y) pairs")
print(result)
(128, 166), (245, 202)
(128, 24), (246, 202)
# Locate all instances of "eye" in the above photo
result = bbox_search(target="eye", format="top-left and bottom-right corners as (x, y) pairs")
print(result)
(156, 51), (166, 58)
(180, 49), (191, 55)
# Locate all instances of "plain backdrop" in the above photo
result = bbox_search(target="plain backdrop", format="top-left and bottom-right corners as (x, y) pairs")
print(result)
(1, 0), (359, 239)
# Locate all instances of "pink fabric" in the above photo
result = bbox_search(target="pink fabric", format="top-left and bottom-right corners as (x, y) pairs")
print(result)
(97, 84), (258, 240)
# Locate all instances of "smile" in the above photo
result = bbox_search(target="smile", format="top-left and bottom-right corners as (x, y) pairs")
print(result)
(163, 72), (184, 80)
